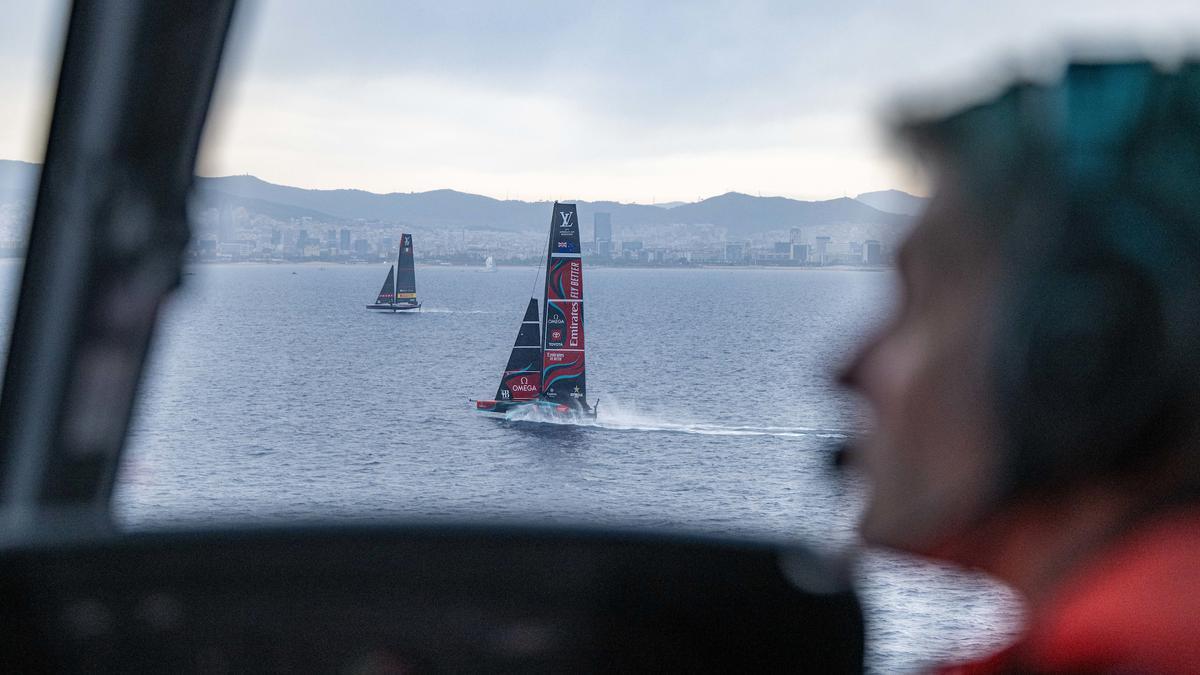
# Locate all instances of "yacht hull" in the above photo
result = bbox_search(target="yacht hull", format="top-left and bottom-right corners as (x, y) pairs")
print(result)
(366, 303), (421, 311)
(474, 398), (596, 419)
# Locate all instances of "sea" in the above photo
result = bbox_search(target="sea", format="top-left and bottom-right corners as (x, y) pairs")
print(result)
(0, 260), (1021, 672)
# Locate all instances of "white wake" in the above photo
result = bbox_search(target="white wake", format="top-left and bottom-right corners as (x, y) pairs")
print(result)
(502, 397), (846, 439)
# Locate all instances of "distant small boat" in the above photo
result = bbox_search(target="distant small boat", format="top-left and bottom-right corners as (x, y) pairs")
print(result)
(366, 233), (421, 311)
(475, 203), (595, 418)
(483, 256), (497, 273)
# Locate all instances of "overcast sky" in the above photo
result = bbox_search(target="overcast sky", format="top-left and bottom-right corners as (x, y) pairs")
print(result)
(3, 1), (1200, 202)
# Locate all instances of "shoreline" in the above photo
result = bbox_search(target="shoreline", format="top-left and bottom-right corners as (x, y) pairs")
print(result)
(0, 257), (891, 272)
(184, 260), (892, 272)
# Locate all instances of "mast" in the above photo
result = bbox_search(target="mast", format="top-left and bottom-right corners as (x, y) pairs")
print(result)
(495, 298), (542, 402)
(395, 233), (417, 305)
(540, 202), (587, 408)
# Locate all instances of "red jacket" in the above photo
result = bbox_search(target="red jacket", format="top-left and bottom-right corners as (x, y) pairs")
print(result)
(941, 507), (1200, 674)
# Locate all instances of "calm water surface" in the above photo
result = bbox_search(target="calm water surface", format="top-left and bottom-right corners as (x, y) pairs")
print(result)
(0, 260), (1020, 672)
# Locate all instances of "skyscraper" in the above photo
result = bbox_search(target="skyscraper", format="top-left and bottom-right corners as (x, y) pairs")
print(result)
(594, 212), (612, 246)
(725, 242), (747, 263)
(865, 240), (882, 265)
(815, 236), (831, 265)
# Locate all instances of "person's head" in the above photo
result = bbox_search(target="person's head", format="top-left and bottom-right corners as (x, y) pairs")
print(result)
(842, 59), (1200, 562)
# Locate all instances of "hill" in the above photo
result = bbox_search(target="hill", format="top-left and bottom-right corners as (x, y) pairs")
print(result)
(854, 189), (928, 216)
(1, 160), (917, 235)
(194, 176), (912, 235)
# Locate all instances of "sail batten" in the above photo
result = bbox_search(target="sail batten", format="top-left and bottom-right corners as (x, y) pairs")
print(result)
(540, 203), (587, 408)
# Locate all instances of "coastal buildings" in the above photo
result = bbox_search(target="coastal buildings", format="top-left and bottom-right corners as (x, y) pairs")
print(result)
(174, 198), (894, 266)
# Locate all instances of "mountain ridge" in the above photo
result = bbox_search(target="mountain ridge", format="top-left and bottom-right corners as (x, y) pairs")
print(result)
(1, 159), (920, 235)
(854, 189), (928, 216)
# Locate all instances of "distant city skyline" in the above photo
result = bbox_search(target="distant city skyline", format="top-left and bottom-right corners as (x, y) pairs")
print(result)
(4, 1), (1200, 202)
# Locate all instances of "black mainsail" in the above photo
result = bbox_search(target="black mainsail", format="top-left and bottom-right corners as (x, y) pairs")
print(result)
(540, 202), (588, 409)
(366, 233), (421, 311)
(494, 298), (542, 402)
(395, 233), (418, 306)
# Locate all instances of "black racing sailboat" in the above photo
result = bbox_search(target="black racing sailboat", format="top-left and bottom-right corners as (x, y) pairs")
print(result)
(366, 233), (421, 311)
(475, 202), (595, 418)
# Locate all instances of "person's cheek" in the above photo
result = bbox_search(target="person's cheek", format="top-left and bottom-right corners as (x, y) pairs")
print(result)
(869, 321), (928, 457)
(891, 306), (1004, 554)
(855, 322), (932, 537)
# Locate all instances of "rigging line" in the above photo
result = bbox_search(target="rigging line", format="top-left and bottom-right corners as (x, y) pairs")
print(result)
(528, 232), (549, 301)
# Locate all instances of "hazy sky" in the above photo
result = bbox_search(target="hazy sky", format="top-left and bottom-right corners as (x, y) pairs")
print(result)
(4, 1), (1200, 202)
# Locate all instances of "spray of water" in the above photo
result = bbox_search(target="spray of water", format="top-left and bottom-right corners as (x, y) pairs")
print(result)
(502, 396), (846, 439)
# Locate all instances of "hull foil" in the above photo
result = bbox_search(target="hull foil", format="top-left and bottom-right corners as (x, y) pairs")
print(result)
(366, 302), (421, 311)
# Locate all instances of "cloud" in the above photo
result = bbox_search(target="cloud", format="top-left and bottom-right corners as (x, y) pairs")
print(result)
(6, 0), (1200, 200)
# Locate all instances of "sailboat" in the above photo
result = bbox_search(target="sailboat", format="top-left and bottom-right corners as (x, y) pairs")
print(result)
(475, 202), (596, 418)
(366, 233), (421, 311)
(483, 255), (497, 273)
